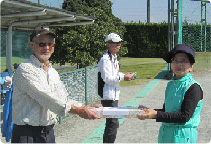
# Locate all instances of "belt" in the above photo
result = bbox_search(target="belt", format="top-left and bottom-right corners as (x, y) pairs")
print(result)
(14, 124), (54, 134)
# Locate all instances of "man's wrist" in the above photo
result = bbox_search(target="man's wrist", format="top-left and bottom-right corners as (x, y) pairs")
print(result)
(69, 105), (86, 115)
(69, 105), (79, 114)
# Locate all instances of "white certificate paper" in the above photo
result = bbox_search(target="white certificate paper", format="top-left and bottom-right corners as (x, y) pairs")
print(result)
(103, 107), (129, 116)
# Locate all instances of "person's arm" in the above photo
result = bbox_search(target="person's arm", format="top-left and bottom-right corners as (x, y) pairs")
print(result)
(14, 64), (79, 117)
(69, 105), (101, 119)
(154, 103), (165, 112)
(156, 83), (202, 123)
(138, 104), (165, 120)
(119, 72), (125, 81)
(119, 72), (132, 81)
(138, 84), (202, 122)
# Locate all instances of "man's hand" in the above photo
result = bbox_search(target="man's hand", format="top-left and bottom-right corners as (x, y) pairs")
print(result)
(125, 72), (132, 75)
(91, 104), (101, 108)
(124, 74), (132, 81)
(69, 105), (101, 119)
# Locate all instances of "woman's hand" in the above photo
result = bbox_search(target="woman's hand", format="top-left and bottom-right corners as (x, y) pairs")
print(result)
(137, 109), (157, 120)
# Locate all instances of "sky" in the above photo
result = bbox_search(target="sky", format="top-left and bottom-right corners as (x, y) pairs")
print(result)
(28, 0), (211, 24)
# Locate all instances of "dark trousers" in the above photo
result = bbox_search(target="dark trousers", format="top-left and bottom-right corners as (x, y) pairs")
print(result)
(11, 124), (55, 143)
(101, 100), (119, 143)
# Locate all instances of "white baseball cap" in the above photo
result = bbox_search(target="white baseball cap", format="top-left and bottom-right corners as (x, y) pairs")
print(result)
(105, 33), (122, 42)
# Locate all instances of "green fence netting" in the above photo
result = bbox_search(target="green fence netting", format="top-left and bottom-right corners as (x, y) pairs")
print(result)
(1, 31), (32, 58)
(181, 1), (211, 52)
(183, 25), (211, 52)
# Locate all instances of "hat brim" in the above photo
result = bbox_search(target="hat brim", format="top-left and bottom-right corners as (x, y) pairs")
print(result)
(163, 44), (195, 63)
(105, 39), (123, 43)
(162, 50), (174, 63)
(163, 50), (195, 63)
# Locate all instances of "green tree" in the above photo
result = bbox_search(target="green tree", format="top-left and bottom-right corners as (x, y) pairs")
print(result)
(51, 0), (127, 68)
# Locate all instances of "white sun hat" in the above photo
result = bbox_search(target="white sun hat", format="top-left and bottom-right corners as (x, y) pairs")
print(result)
(105, 33), (123, 42)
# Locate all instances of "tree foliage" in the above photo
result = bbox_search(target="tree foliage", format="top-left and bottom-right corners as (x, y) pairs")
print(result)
(51, 0), (127, 67)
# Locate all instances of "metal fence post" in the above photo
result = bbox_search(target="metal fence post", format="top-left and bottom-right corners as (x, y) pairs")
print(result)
(85, 67), (88, 105)
(59, 117), (62, 124)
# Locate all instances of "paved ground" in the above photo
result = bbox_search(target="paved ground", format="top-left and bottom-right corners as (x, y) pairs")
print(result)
(1, 71), (210, 143)
(54, 71), (211, 143)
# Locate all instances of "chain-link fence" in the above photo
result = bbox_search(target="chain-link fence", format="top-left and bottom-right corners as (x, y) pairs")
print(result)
(57, 64), (100, 123)
(59, 64), (100, 106)
(182, 1), (211, 70)
(181, 1), (211, 52)
(183, 25), (211, 52)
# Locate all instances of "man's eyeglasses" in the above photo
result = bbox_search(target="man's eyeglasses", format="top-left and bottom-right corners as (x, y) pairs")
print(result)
(109, 42), (121, 45)
(34, 42), (55, 47)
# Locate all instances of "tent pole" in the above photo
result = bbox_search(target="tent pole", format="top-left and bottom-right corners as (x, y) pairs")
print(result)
(7, 25), (13, 73)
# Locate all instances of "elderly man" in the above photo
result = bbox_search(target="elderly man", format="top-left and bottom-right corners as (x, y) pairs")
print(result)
(98, 33), (132, 143)
(11, 27), (100, 143)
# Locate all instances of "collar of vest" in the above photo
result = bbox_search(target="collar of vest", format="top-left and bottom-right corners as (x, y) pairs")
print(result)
(173, 73), (193, 83)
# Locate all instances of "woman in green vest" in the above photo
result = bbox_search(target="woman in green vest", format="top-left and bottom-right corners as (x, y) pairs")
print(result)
(138, 44), (203, 143)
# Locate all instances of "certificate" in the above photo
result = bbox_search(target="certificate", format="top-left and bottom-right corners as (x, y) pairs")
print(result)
(91, 107), (145, 118)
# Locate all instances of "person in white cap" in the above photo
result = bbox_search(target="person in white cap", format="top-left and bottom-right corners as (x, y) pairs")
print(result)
(11, 27), (100, 143)
(98, 33), (132, 143)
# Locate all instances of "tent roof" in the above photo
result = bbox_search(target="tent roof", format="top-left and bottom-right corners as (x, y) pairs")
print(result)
(1, 0), (95, 31)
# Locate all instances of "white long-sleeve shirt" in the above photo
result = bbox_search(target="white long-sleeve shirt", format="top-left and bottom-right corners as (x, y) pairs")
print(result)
(98, 52), (125, 100)
(12, 54), (82, 126)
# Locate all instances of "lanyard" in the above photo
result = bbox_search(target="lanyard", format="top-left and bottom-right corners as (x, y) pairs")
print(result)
(113, 57), (118, 69)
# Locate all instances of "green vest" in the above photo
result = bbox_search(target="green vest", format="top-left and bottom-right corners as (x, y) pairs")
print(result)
(163, 73), (203, 128)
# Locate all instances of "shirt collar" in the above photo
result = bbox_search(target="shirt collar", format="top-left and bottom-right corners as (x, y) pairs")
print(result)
(112, 53), (117, 59)
(107, 50), (117, 62)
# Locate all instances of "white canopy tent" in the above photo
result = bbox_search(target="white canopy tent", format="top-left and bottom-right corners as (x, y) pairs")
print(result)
(1, 0), (95, 72)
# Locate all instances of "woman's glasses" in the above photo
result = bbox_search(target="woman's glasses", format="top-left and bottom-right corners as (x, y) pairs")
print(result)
(171, 59), (190, 64)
